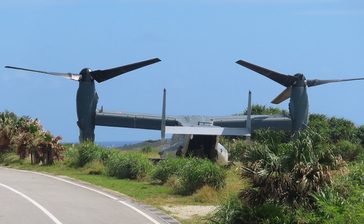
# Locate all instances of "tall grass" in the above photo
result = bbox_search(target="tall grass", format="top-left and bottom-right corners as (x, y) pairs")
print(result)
(152, 157), (226, 195)
(105, 151), (152, 180)
(64, 142), (106, 167)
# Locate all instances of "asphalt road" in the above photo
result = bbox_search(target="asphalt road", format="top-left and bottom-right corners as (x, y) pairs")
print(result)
(0, 167), (179, 224)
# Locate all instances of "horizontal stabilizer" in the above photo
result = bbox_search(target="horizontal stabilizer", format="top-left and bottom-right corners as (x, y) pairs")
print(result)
(166, 126), (251, 136)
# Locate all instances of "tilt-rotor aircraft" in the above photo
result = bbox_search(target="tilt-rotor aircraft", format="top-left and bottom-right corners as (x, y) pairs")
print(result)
(236, 60), (364, 132)
(8, 59), (362, 164)
(5, 59), (292, 165)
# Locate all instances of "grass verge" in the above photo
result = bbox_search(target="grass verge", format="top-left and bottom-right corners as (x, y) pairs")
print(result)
(0, 155), (245, 224)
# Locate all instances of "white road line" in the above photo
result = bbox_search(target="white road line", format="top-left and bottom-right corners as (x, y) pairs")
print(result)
(1, 168), (161, 224)
(0, 182), (63, 224)
(118, 200), (161, 224)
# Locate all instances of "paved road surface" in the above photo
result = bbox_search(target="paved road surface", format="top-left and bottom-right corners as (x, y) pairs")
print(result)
(0, 167), (179, 224)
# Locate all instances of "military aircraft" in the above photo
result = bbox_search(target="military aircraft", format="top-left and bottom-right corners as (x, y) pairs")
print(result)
(236, 59), (364, 132)
(7, 59), (362, 164)
(5, 60), (292, 164)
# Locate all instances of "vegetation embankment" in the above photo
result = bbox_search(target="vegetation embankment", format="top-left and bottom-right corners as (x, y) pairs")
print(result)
(211, 106), (364, 224)
(1, 106), (364, 223)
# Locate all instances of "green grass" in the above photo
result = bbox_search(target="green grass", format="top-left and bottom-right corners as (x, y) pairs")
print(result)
(3, 161), (243, 204)
(4, 162), (171, 203)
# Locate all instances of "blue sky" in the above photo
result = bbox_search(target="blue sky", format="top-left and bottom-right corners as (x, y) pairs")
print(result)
(1, 0), (363, 142)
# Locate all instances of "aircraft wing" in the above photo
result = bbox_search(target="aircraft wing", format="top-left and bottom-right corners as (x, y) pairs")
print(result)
(95, 110), (291, 134)
(212, 114), (292, 131)
(95, 111), (179, 130)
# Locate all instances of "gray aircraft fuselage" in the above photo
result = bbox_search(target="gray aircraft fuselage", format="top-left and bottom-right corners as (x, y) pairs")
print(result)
(76, 69), (98, 142)
(289, 74), (309, 132)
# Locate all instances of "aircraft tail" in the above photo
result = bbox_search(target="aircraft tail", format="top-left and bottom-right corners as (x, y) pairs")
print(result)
(161, 88), (167, 142)
(246, 91), (252, 139)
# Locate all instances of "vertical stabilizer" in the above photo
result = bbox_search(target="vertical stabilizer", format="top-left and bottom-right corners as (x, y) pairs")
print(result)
(161, 88), (167, 142)
(246, 91), (252, 139)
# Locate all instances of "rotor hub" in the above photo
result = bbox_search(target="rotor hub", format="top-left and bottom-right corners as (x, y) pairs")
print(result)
(80, 68), (93, 81)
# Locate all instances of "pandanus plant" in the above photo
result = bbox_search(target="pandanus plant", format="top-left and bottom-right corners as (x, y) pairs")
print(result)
(7, 115), (65, 165)
(240, 130), (345, 207)
(0, 112), (19, 151)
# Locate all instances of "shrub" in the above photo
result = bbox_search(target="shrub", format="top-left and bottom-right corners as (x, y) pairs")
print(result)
(328, 117), (357, 143)
(334, 140), (363, 162)
(243, 104), (288, 116)
(105, 152), (152, 180)
(77, 142), (104, 167)
(176, 158), (226, 195)
(241, 130), (341, 206)
(252, 129), (290, 148)
(220, 138), (250, 162)
(152, 157), (226, 195)
(357, 125), (364, 146)
(308, 114), (330, 140)
(310, 163), (364, 224)
(152, 158), (185, 183)
(0, 111), (18, 152)
(0, 113), (65, 164)
(63, 145), (80, 167)
(141, 146), (152, 154)
(63, 142), (111, 168)
(193, 185), (219, 203)
(209, 194), (245, 224)
(82, 160), (106, 175)
(0, 152), (23, 166)
(210, 195), (297, 224)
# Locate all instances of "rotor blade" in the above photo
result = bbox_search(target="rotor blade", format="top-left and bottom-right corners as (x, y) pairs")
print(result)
(90, 58), (161, 83)
(271, 87), (292, 104)
(236, 60), (297, 87)
(4, 66), (80, 81)
(307, 78), (364, 87)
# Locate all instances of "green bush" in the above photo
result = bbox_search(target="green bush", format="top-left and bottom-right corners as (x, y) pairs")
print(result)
(220, 138), (250, 162)
(0, 152), (23, 166)
(64, 142), (108, 168)
(82, 160), (106, 175)
(240, 130), (342, 206)
(309, 114), (330, 140)
(177, 158), (225, 194)
(328, 117), (357, 143)
(152, 157), (226, 195)
(209, 194), (294, 224)
(309, 163), (364, 224)
(105, 152), (152, 180)
(357, 125), (364, 146)
(334, 140), (363, 161)
(209, 194), (245, 224)
(141, 146), (152, 154)
(152, 158), (185, 183)
(77, 142), (104, 167)
(252, 129), (290, 148)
